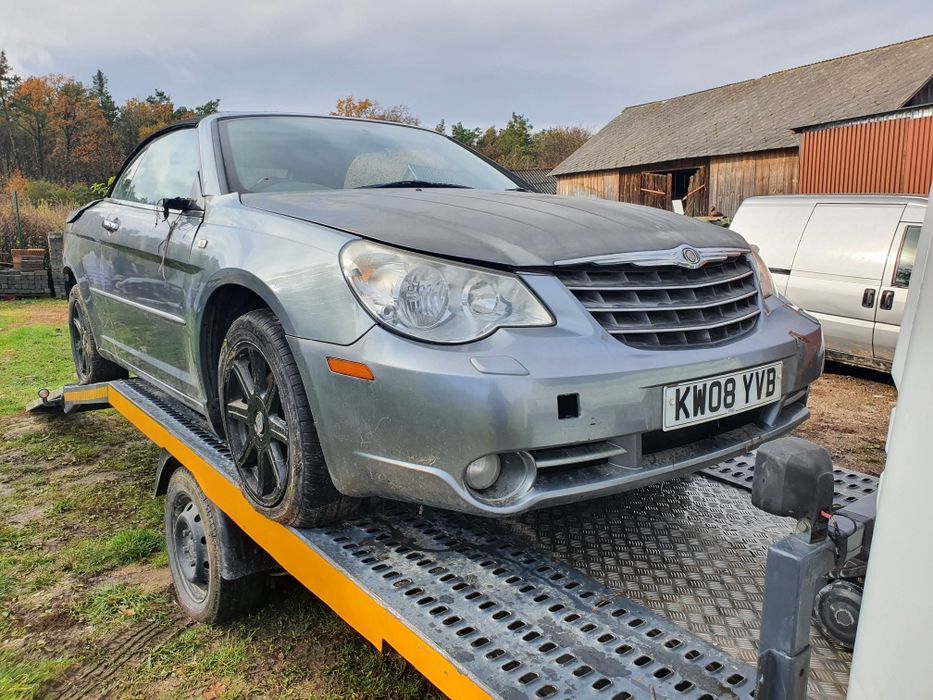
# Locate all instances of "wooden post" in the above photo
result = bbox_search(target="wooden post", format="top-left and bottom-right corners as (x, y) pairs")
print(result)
(13, 190), (24, 248)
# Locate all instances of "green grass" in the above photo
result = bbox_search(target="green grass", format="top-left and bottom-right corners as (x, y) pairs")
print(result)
(0, 299), (75, 415)
(0, 298), (436, 697)
(78, 583), (166, 626)
(66, 529), (164, 575)
(0, 649), (69, 699)
(50, 497), (76, 514)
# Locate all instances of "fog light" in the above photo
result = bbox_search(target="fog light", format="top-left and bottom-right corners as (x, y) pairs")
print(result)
(465, 454), (501, 490)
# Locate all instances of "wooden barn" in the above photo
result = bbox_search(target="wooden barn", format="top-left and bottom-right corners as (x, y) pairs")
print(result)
(552, 35), (933, 217)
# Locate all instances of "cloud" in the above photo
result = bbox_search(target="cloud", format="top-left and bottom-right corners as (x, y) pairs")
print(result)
(1, 0), (930, 129)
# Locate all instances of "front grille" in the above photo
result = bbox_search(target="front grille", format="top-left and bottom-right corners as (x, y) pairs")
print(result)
(555, 254), (761, 348)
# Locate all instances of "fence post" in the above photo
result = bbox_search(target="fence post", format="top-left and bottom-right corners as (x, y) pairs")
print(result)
(13, 190), (24, 248)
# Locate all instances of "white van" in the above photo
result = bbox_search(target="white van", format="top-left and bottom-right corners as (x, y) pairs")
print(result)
(731, 194), (927, 371)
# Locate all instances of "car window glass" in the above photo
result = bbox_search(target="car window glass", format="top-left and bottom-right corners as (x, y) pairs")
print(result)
(219, 116), (519, 193)
(112, 129), (199, 205)
(894, 225), (921, 288)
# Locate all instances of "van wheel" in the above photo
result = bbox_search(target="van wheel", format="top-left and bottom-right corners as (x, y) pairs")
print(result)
(68, 286), (127, 384)
(165, 467), (267, 623)
(218, 309), (358, 527)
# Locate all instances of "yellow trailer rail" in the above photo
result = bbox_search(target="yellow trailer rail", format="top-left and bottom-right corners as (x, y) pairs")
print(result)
(34, 378), (853, 699)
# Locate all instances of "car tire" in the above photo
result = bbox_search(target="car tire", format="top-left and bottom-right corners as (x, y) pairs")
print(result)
(218, 309), (358, 527)
(165, 467), (267, 624)
(68, 286), (128, 385)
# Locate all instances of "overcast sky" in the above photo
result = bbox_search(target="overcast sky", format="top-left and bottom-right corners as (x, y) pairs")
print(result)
(1, 0), (931, 131)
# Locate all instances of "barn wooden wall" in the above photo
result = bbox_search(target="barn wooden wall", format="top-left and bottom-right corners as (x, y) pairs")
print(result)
(556, 149), (799, 218)
(799, 115), (933, 195)
(555, 170), (619, 199)
(708, 149), (799, 217)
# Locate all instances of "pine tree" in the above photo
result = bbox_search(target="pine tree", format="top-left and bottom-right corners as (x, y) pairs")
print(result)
(91, 69), (118, 126)
(0, 50), (22, 171)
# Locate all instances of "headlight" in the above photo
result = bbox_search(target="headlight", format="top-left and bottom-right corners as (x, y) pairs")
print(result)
(749, 248), (775, 299)
(340, 240), (553, 343)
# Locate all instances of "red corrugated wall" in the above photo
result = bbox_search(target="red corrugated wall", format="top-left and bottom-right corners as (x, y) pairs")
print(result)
(799, 115), (933, 195)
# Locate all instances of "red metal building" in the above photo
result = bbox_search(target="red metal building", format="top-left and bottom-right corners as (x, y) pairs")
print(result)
(797, 106), (933, 196)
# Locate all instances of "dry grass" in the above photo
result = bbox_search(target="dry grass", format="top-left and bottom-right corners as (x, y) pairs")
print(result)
(0, 196), (74, 263)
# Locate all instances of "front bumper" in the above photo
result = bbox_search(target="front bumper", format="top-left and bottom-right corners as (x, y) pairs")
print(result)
(290, 279), (823, 516)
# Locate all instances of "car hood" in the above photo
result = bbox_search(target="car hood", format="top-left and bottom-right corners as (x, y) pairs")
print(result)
(241, 189), (749, 267)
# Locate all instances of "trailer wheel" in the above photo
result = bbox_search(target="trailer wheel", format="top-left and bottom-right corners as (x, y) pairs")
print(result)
(165, 468), (265, 624)
(218, 309), (358, 527)
(68, 286), (127, 384)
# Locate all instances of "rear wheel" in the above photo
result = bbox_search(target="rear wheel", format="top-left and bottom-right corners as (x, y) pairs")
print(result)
(218, 309), (357, 527)
(68, 286), (127, 384)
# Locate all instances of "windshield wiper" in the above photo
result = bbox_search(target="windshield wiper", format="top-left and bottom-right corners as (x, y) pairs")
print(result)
(356, 180), (473, 189)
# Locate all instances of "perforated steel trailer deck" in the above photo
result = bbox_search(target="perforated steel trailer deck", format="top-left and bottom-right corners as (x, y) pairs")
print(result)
(30, 379), (876, 699)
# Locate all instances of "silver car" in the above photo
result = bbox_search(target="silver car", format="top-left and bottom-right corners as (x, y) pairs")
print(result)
(63, 113), (823, 526)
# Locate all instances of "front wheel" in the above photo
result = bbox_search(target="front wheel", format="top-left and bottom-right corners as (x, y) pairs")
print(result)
(68, 286), (127, 385)
(218, 309), (357, 527)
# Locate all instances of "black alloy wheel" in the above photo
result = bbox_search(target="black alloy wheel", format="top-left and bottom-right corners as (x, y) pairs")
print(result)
(67, 285), (128, 384)
(69, 295), (93, 380)
(222, 343), (290, 508)
(218, 309), (357, 527)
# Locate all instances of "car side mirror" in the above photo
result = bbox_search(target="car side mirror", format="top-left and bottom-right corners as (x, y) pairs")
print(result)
(752, 437), (834, 537)
(161, 197), (202, 221)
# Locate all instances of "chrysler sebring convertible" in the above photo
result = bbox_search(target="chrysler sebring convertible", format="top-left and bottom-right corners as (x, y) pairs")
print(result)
(63, 113), (823, 526)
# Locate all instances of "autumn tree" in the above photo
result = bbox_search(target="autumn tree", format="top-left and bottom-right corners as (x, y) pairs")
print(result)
(331, 95), (420, 125)
(533, 126), (591, 168)
(0, 51), (21, 172)
(16, 76), (57, 178)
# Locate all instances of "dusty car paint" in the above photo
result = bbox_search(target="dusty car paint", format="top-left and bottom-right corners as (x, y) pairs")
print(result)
(64, 113), (824, 515)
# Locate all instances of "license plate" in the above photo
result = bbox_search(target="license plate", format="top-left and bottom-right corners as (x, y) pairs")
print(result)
(663, 362), (782, 430)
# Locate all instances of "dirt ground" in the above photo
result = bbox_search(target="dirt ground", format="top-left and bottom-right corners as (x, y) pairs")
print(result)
(794, 361), (897, 476)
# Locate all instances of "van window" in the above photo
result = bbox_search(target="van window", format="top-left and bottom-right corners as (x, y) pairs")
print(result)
(730, 202), (813, 271)
(894, 225), (922, 288)
(794, 204), (904, 280)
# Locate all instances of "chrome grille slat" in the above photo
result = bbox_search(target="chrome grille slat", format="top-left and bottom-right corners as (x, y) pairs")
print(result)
(556, 254), (761, 349)
(604, 309), (761, 334)
(582, 289), (759, 313)
(563, 268), (755, 292)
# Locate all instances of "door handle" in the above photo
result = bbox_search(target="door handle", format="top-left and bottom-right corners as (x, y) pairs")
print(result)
(101, 217), (121, 233)
(880, 290), (895, 311)
(861, 288), (876, 308)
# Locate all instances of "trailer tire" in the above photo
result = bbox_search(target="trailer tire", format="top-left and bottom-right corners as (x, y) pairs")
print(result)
(165, 468), (266, 624)
(68, 286), (127, 384)
(218, 309), (358, 527)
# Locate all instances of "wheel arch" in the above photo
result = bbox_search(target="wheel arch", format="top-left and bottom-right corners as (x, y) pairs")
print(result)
(63, 267), (77, 294)
(196, 271), (292, 432)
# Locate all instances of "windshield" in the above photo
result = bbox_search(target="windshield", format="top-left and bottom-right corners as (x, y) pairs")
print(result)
(218, 116), (520, 193)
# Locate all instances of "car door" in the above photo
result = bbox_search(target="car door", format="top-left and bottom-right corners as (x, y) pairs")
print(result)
(874, 222), (923, 363)
(784, 203), (904, 363)
(94, 127), (204, 400)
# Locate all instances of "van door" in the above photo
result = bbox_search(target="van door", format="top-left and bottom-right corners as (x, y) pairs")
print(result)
(729, 201), (814, 296)
(874, 223), (922, 362)
(784, 203), (904, 363)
